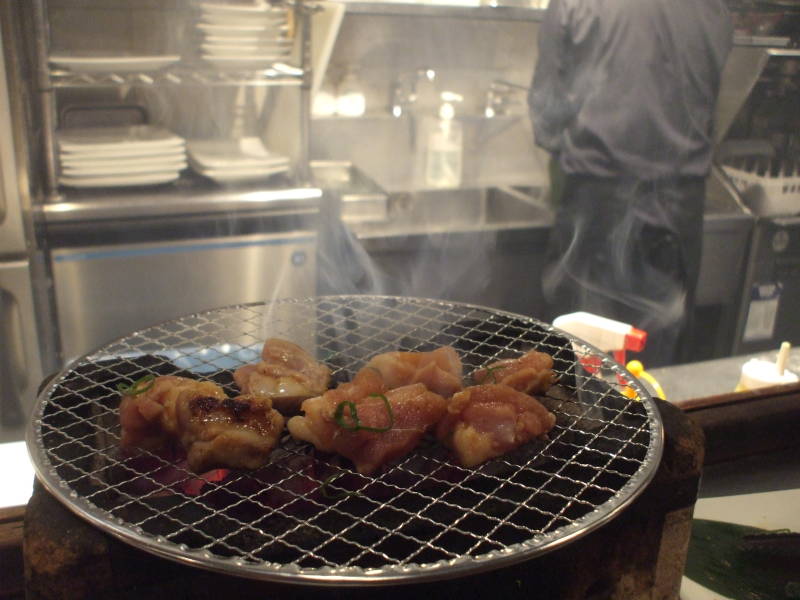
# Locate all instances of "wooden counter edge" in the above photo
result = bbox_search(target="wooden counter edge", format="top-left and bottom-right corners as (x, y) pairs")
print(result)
(0, 505), (26, 600)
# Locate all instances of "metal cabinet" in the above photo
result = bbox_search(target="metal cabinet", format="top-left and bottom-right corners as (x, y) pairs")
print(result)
(51, 231), (316, 365)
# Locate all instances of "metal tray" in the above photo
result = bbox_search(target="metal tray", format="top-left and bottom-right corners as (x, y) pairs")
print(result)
(27, 296), (663, 586)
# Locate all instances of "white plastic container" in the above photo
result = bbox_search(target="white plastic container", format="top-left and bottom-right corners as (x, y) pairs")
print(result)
(425, 97), (463, 188)
(735, 342), (799, 391)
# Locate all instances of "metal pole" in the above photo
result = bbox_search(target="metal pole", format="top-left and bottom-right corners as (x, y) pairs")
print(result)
(298, 0), (312, 184)
(31, 0), (59, 201)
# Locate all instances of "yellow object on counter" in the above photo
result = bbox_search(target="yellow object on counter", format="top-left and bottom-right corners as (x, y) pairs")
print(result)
(625, 360), (666, 400)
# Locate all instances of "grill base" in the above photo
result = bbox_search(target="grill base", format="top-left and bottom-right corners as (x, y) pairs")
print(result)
(24, 399), (700, 600)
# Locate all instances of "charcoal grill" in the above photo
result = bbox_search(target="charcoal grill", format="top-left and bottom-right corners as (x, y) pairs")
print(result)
(26, 295), (663, 586)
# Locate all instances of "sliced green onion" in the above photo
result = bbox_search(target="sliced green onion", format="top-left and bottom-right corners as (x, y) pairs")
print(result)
(480, 365), (503, 384)
(358, 394), (394, 432)
(117, 374), (156, 396)
(332, 394), (394, 433)
(320, 471), (360, 500)
(333, 400), (360, 430)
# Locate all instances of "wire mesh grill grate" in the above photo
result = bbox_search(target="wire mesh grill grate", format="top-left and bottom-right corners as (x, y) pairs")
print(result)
(28, 296), (663, 585)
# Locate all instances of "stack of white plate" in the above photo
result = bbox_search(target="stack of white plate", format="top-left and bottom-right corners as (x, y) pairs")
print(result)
(197, 2), (293, 69)
(188, 138), (290, 184)
(58, 125), (187, 188)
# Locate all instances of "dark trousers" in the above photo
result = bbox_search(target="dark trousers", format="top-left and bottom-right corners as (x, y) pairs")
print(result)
(542, 174), (705, 367)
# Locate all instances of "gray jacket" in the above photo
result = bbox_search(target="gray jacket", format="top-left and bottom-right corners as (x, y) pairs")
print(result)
(529, 0), (733, 179)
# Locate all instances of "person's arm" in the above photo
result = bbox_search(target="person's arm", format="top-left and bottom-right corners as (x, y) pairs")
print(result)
(528, 0), (571, 153)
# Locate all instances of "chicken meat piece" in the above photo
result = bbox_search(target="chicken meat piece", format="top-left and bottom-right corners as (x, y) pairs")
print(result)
(177, 394), (285, 472)
(287, 369), (447, 475)
(359, 346), (463, 397)
(119, 375), (284, 472)
(436, 384), (556, 468)
(119, 375), (225, 451)
(233, 338), (331, 413)
(472, 350), (556, 395)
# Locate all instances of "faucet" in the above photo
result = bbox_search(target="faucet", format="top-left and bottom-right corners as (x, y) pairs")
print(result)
(390, 68), (437, 117)
(484, 80), (529, 118)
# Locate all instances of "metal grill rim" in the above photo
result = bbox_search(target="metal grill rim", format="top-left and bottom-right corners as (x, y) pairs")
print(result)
(27, 295), (664, 586)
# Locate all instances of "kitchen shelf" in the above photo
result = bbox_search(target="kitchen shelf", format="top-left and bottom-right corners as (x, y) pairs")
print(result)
(32, 0), (316, 198)
(39, 171), (322, 223)
(49, 65), (304, 88)
(339, 0), (545, 21)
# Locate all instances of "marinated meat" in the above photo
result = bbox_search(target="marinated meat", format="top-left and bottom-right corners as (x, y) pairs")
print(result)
(119, 375), (284, 472)
(472, 350), (556, 395)
(233, 338), (331, 413)
(359, 346), (463, 397)
(178, 394), (285, 472)
(120, 375), (225, 451)
(436, 384), (556, 467)
(287, 369), (447, 475)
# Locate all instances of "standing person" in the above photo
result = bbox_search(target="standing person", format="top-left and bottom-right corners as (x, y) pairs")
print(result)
(529, 0), (733, 367)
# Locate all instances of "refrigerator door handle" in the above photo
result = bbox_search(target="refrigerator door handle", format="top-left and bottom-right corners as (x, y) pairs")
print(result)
(0, 260), (43, 427)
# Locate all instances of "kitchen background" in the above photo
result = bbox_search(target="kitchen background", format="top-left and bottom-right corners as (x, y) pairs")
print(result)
(1, 0), (799, 446)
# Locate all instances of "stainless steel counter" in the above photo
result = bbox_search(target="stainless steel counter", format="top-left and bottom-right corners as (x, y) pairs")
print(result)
(38, 175), (323, 224)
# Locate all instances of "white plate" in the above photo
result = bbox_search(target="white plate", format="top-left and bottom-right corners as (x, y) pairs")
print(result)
(62, 159), (187, 177)
(196, 22), (278, 33)
(201, 41), (292, 55)
(60, 150), (187, 168)
(199, 2), (284, 14)
(203, 33), (264, 44)
(199, 12), (287, 27)
(58, 125), (185, 154)
(49, 55), (180, 73)
(187, 138), (289, 169)
(59, 170), (182, 188)
(192, 163), (289, 183)
(202, 54), (287, 69)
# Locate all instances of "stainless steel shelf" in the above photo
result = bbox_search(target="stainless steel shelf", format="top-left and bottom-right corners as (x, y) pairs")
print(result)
(340, 0), (545, 20)
(39, 174), (323, 223)
(48, 64), (304, 88)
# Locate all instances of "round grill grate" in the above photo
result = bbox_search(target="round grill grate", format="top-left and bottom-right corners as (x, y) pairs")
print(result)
(27, 295), (663, 585)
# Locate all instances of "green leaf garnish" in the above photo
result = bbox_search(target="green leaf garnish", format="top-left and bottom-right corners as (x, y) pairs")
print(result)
(320, 471), (360, 500)
(481, 365), (503, 383)
(117, 374), (156, 396)
(333, 400), (360, 430)
(333, 393), (394, 432)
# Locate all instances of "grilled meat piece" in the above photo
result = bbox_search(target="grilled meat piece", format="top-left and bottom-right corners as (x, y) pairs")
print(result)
(359, 346), (463, 397)
(233, 338), (331, 414)
(472, 350), (556, 395)
(436, 384), (556, 467)
(179, 394), (285, 472)
(119, 375), (225, 452)
(287, 369), (447, 475)
(119, 375), (284, 472)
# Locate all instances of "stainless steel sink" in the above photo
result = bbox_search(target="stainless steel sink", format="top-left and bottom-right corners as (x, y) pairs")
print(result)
(310, 160), (389, 223)
(386, 186), (551, 229)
